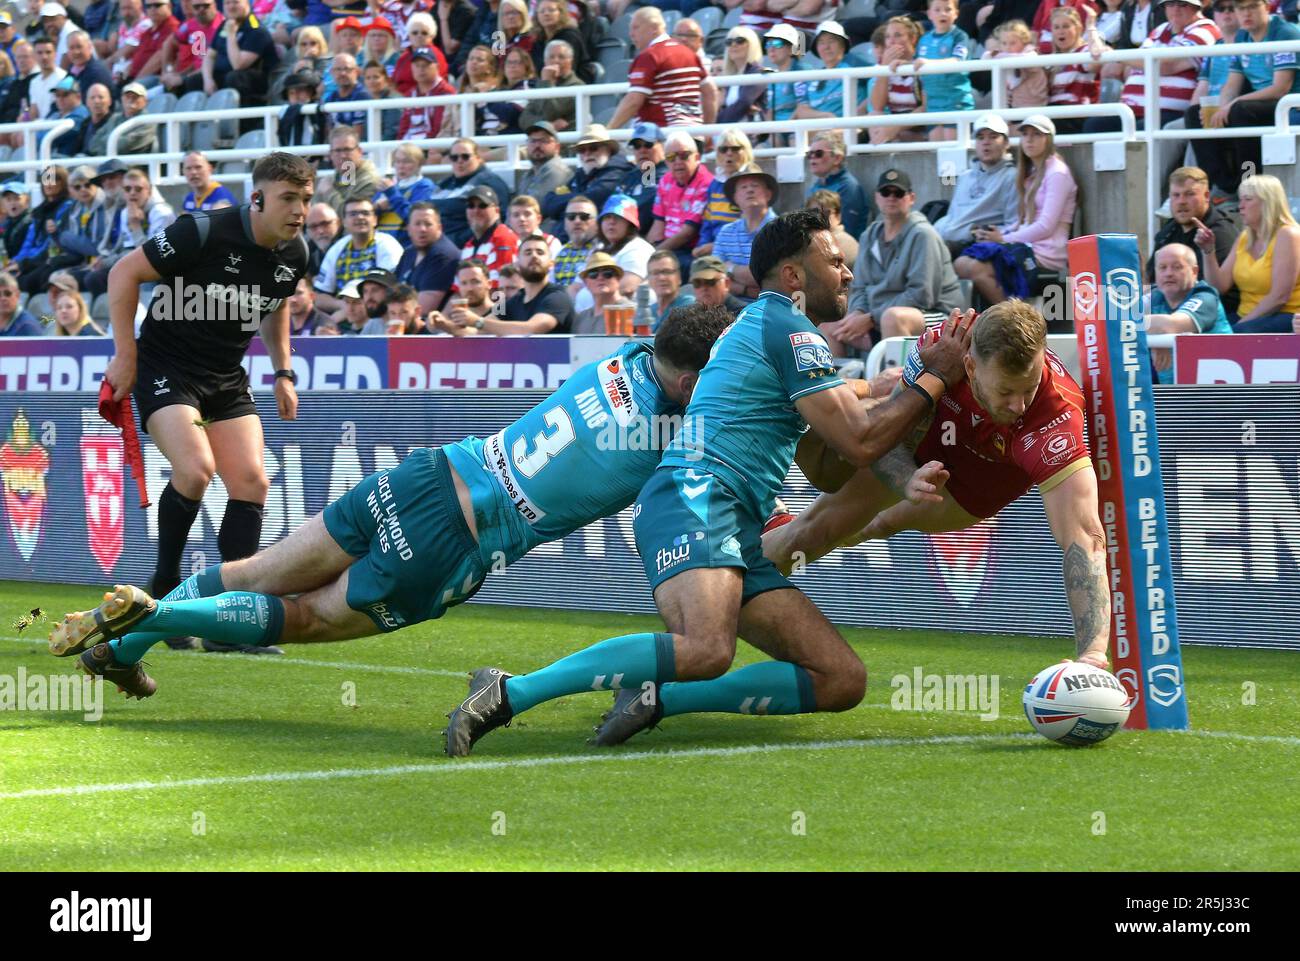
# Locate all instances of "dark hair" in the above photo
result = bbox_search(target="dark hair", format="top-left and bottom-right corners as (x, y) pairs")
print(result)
(498, 263), (522, 278)
(408, 200), (439, 219)
(32, 35), (55, 48)
(386, 283), (418, 305)
(342, 195), (374, 214)
(749, 208), (831, 287)
(253, 151), (315, 190)
(457, 259), (488, 277)
(654, 303), (732, 372)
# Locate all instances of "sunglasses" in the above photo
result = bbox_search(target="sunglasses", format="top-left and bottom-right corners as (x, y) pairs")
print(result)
(878, 187), (906, 198)
(692, 277), (721, 287)
(629, 140), (654, 149)
(466, 200), (492, 209)
(665, 151), (695, 162)
(726, 37), (747, 46)
(586, 268), (619, 280)
(565, 211), (593, 221)
(449, 153), (473, 161)
(717, 145), (743, 154)
(806, 149), (828, 159)
(0, 288), (17, 296)
(764, 39), (789, 48)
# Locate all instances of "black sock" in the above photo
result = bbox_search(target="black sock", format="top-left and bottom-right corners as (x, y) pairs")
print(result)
(218, 499), (265, 562)
(153, 482), (203, 597)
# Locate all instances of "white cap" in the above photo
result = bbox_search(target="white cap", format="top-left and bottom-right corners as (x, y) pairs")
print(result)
(339, 279), (362, 300)
(974, 113), (1009, 136)
(39, 3), (67, 17)
(764, 23), (803, 47)
(1019, 114), (1056, 136)
(814, 21), (850, 43)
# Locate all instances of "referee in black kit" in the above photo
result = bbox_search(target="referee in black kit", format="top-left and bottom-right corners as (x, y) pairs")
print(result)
(102, 153), (314, 653)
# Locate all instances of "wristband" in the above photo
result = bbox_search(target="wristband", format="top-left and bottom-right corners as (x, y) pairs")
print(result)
(274, 369), (297, 385)
(907, 380), (936, 409)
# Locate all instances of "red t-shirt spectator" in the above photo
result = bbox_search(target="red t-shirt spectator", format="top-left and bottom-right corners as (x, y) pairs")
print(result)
(175, 14), (223, 74)
(1034, 0), (1099, 54)
(392, 45), (449, 95)
(399, 77), (456, 139)
(1120, 16), (1220, 117)
(461, 222), (520, 287)
(130, 15), (179, 79)
(627, 34), (706, 127)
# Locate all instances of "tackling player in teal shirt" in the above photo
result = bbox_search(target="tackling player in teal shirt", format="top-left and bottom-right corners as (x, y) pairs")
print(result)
(447, 209), (974, 755)
(50, 306), (732, 700)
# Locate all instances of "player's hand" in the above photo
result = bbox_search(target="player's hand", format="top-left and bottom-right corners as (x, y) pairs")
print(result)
(1069, 651), (1111, 672)
(1189, 217), (1215, 254)
(104, 354), (136, 403)
(917, 307), (976, 388)
(867, 365), (903, 397)
(275, 377), (298, 420)
(905, 459), (949, 504)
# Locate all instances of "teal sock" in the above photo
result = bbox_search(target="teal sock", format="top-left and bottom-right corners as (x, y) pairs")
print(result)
(130, 591), (285, 649)
(660, 662), (816, 717)
(111, 565), (228, 665)
(504, 632), (676, 715)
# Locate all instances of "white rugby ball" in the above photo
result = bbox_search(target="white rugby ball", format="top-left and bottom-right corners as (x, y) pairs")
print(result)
(1023, 661), (1132, 746)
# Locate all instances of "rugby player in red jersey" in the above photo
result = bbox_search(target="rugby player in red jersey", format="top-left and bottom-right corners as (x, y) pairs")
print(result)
(764, 299), (1112, 669)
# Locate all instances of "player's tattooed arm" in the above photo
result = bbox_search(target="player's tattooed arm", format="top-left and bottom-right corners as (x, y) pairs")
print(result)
(1063, 543), (1110, 663)
(869, 444), (923, 500)
(1043, 467), (1111, 668)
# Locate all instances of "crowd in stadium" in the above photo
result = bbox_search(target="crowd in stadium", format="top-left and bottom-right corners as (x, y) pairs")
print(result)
(1, 0), (1299, 353)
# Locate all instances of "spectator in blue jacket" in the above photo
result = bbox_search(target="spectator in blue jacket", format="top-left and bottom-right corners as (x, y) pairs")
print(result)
(374, 143), (436, 247)
(428, 138), (513, 247)
(7, 165), (74, 294)
(805, 131), (871, 239)
(540, 123), (635, 242)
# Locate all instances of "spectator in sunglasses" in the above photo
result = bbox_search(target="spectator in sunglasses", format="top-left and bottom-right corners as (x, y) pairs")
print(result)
(716, 26), (767, 125)
(551, 195), (601, 292)
(571, 251), (626, 335)
(694, 129), (751, 258)
(539, 123), (633, 243)
(805, 132), (870, 239)
(428, 137), (513, 247)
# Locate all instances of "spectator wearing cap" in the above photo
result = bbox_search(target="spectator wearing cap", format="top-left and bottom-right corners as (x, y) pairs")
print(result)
(804, 132), (870, 240)
(824, 169), (963, 350)
(571, 252), (625, 335)
(187, 0), (278, 105)
(315, 197), (405, 314)
(361, 282), (425, 335)
(714, 164), (777, 301)
(955, 114), (1078, 303)
(181, 151), (238, 212)
(318, 17), (364, 100)
(650, 130), (713, 277)
(540, 124), (633, 243)
(27, 35), (65, 121)
(429, 139), (513, 247)
(43, 74), (88, 157)
(717, 26), (767, 125)
(392, 13), (450, 94)
(619, 121), (667, 237)
(395, 201), (461, 312)
(123, 0), (177, 85)
(279, 71), (329, 147)
(508, 195), (560, 258)
(0, 14), (19, 71)
(0, 272), (41, 336)
(331, 278), (371, 334)
(322, 53), (369, 129)
(320, 125), (382, 221)
(693, 129), (749, 257)
(459, 185), (520, 287)
(550, 195), (601, 292)
(397, 47), (456, 142)
(375, 143), (436, 245)
(63, 30), (111, 99)
(763, 23), (808, 128)
(38, 3), (77, 65)
(647, 248), (694, 331)
(489, 233), (575, 333)
(610, 7), (709, 129)
(517, 122), (571, 210)
(575, 194), (654, 314)
(931, 113), (1020, 258)
(81, 167), (174, 297)
(518, 38), (584, 132)
(689, 255), (746, 315)
(90, 81), (158, 155)
(1, 182), (33, 262)
(348, 268), (399, 328)
(1145, 242), (1230, 382)
(159, 0), (222, 93)
(287, 277), (332, 336)
(792, 21), (867, 121)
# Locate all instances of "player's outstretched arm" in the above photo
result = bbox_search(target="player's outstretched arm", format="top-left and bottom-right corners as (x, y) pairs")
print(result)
(1042, 465), (1111, 670)
(105, 248), (163, 402)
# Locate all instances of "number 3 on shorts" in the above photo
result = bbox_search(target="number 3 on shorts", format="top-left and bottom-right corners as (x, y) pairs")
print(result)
(512, 407), (576, 478)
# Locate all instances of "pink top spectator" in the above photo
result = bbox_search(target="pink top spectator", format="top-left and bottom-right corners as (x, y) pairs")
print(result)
(653, 165), (715, 240)
(1002, 154), (1078, 270)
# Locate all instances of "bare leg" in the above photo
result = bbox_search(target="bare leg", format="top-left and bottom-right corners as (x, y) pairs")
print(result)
(653, 566), (744, 679)
(954, 256), (1005, 304)
(146, 404), (215, 499)
(219, 513), (356, 597)
(738, 589), (865, 711)
(763, 467), (898, 574)
(879, 305), (928, 339)
(862, 485), (983, 540)
(278, 569), (383, 644)
(206, 414), (270, 503)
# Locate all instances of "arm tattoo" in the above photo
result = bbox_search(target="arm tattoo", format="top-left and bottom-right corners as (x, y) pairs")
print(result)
(870, 445), (921, 499)
(1063, 542), (1110, 657)
(887, 377), (934, 453)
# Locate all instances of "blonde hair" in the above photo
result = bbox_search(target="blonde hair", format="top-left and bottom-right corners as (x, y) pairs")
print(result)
(392, 143), (425, 166)
(1238, 173), (1298, 249)
(716, 128), (753, 165)
(972, 299), (1047, 372)
(363, 24), (398, 67)
(498, 0), (532, 36)
(884, 15), (922, 50)
(509, 194), (541, 213)
(1169, 166), (1209, 188)
(52, 289), (100, 337)
(723, 27), (762, 72)
(1016, 129), (1059, 225)
(1049, 6), (1084, 51)
(993, 19), (1035, 48)
(296, 26), (326, 56)
(533, 0), (576, 38)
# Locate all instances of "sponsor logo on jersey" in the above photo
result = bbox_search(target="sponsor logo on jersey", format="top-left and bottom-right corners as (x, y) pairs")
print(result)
(656, 531), (703, 576)
(790, 331), (833, 373)
(204, 283), (285, 317)
(992, 433), (1006, 458)
(274, 265), (297, 283)
(152, 232), (175, 260)
(596, 354), (637, 427)
(153, 377), (169, 395)
(971, 413), (982, 427)
(483, 430), (546, 524)
(1041, 430), (1080, 466)
(940, 394), (961, 413)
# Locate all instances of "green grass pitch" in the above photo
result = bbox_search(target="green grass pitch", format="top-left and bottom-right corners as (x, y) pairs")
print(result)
(1, 579), (1296, 871)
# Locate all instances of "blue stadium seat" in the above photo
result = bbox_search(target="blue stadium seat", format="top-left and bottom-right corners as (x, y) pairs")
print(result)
(1100, 78), (1122, 103)
(174, 90), (208, 150)
(610, 14), (633, 44)
(206, 88), (242, 147)
(840, 0), (878, 18)
(694, 7), (723, 34)
(598, 40), (629, 69)
(27, 293), (50, 320)
(91, 293), (111, 325)
(603, 59), (631, 83)
(723, 6), (743, 29)
(849, 42), (876, 65)
(663, 10), (683, 32)
(144, 92), (176, 115)
(705, 27), (729, 56)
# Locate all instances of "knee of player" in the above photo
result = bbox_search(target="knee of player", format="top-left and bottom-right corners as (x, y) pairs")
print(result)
(231, 473), (270, 502)
(820, 658), (867, 712)
(173, 460), (217, 492)
(690, 634), (737, 679)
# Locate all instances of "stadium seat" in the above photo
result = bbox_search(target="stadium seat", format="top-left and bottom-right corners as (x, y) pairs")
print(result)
(602, 59), (631, 83)
(723, 6), (743, 28)
(207, 89), (242, 147)
(841, 0), (878, 17)
(17, 291), (27, 310)
(849, 43), (876, 65)
(588, 61), (606, 82)
(598, 41), (629, 70)
(609, 14), (633, 44)
(662, 10), (682, 32)
(91, 293), (111, 325)
(694, 6), (723, 34)
(1100, 78), (1122, 103)
(174, 90), (208, 150)
(27, 293), (50, 320)
(144, 92), (176, 115)
(705, 27), (729, 56)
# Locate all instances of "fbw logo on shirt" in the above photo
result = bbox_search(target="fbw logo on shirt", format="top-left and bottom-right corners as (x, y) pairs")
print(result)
(789, 332), (833, 373)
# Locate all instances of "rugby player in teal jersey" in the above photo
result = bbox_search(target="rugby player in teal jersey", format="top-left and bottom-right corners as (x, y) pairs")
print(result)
(48, 305), (733, 701)
(445, 209), (975, 755)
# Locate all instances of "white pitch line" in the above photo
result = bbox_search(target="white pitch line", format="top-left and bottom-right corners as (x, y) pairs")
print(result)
(0, 733), (1036, 800)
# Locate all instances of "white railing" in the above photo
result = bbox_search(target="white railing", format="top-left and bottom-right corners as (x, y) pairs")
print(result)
(0, 39), (1295, 254)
